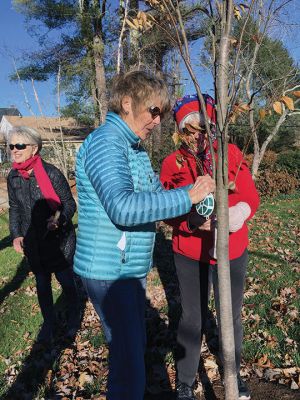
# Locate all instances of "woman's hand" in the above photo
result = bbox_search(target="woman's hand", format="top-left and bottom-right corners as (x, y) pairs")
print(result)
(47, 215), (59, 231)
(13, 237), (24, 254)
(198, 219), (213, 231)
(229, 202), (251, 232)
(188, 175), (216, 205)
(46, 210), (61, 231)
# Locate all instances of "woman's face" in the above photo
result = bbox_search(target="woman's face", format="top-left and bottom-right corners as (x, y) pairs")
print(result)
(182, 117), (208, 153)
(122, 96), (163, 140)
(9, 134), (38, 163)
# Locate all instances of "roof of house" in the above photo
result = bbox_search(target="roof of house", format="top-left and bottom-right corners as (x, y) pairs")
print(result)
(0, 115), (92, 142)
(0, 107), (21, 120)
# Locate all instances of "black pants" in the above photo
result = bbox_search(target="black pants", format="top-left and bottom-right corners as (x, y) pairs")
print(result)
(174, 253), (209, 386)
(35, 268), (79, 329)
(211, 249), (249, 374)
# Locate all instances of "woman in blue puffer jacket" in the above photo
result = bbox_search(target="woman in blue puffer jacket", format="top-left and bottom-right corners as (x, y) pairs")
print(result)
(74, 70), (215, 400)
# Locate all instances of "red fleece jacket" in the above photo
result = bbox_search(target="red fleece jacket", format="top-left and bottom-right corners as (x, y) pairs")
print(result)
(160, 144), (260, 263)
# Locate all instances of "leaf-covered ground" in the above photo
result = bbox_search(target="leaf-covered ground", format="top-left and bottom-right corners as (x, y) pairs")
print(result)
(0, 194), (299, 399)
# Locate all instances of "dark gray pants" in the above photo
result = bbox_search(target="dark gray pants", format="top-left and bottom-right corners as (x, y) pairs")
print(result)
(211, 249), (248, 374)
(174, 253), (209, 386)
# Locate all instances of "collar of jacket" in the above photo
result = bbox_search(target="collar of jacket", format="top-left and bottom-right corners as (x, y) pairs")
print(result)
(105, 112), (141, 147)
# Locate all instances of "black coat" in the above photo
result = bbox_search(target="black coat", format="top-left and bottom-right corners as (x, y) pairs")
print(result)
(7, 161), (76, 274)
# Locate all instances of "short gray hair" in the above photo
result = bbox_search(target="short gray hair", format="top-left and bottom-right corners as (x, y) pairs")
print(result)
(109, 70), (171, 117)
(9, 126), (42, 152)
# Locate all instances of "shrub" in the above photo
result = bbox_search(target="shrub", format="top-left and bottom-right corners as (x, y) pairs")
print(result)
(244, 151), (278, 171)
(244, 153), (253, 168)
(255, 170), (299, 197)
(260, 150), (278, 171)
(276, 149), (300, 178)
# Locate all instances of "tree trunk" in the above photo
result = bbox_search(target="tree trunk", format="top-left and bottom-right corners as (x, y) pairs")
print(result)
(93, 34), (108, 123)
(90, 74), (101, 127)
(215, 1), (239, 399)
(92, 0), (108, 123)
(128, 0), (140, 67)
(251, 110), (288, 178)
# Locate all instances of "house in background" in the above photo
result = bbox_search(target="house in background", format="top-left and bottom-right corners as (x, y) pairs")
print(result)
(0, 133), (5, 164)
(0, 107), (22, 163)
(0, 114), (91, 169)
(0, 106), (22, 121)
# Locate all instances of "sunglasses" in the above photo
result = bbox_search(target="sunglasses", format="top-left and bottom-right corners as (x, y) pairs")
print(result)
(182, 123), (206, 135)
(148, 105), (163, 119)
(9, 143), (34, 150)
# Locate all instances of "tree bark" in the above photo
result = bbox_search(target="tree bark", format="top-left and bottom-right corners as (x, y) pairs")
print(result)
(92, 0), (108, 123)
(93, 34), (108, 123)
(215, 1), (239, 399)
(251, 110), (288, 178)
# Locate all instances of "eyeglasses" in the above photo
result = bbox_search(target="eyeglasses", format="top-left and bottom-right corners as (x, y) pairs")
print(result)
(148, 106), (163, 119)
(9, 143), (34, 150)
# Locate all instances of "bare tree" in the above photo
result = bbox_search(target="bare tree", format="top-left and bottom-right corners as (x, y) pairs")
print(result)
(136, 0), (299, 397)
(233, 0), (300, 177)
(142, 1), (242, 398)
(79, 0), (108, 125)
(11, 59), (72, 178)
(212, 1), (240, 398)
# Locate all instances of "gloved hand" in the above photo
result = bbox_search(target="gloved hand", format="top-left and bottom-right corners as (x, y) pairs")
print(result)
(187, 212), (207, 231)
(228, 202), (251, 232)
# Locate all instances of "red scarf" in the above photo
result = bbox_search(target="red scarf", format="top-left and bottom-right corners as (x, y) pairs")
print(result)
(12, 155), (61, 211)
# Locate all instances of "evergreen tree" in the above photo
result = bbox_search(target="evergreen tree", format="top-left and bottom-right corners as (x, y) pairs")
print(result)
(12, 0), (117, 126)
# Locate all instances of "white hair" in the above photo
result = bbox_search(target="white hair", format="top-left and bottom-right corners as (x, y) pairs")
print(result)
(178, 112), (205, 133)
(9, 126), (42, 152)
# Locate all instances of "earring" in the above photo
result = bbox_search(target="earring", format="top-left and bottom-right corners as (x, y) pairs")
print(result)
(124, 111), (129, 115)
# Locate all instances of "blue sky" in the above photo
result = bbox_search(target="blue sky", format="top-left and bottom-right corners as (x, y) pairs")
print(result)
(0, 0), (299, 117)
(0, 1), (61, 116)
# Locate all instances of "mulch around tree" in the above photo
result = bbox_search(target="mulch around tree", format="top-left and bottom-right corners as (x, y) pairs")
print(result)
(145, 377), (300, 400)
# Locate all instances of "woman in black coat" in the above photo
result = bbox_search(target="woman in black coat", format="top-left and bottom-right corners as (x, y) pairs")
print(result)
(7, 126), (79, 344)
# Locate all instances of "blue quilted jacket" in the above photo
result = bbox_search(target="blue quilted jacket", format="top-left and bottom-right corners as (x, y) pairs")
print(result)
(74, 112), (192, 280)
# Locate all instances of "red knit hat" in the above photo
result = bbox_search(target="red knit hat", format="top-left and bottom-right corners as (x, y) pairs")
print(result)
(173, 94), (216, 130)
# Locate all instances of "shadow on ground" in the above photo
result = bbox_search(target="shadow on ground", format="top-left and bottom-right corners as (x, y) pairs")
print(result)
(0, 258), (29, 306)
(2, 283), (86, 400)
(146, 230), (220, 400)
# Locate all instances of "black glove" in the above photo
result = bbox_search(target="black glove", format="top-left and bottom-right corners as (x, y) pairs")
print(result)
(187, 212), (207, 231)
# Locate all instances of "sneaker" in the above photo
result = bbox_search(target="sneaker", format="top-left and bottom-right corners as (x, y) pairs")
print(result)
(237, 374), (251, 400)
(176, 381), (195, 400)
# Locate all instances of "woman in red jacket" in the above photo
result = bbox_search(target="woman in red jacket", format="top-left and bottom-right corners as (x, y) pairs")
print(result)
(160, 94), (260, 400)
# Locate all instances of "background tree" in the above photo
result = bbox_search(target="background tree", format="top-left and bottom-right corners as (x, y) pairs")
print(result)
(230, 2), (300, 177)
(11, 0), (117, 126)
(200, 1), (300, 177)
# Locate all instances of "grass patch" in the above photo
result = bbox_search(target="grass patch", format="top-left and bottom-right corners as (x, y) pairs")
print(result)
(0, 193), (299, 397)
(0, 212), (65, 397)
(244, 195), (300, 368)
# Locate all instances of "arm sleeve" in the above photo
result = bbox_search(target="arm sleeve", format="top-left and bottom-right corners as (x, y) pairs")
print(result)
(229, 145), (260, 219)
(159, 156), (195, 233)
(50, 168), (77, 225)
(7, 178), (23, 239)
(84, 135), (192, 227)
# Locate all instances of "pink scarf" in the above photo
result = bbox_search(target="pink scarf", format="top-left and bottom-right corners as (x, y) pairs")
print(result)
(12, 155), (61, 211)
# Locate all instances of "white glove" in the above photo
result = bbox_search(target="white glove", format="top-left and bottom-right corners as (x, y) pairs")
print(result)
(228, 202), (251, 232)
